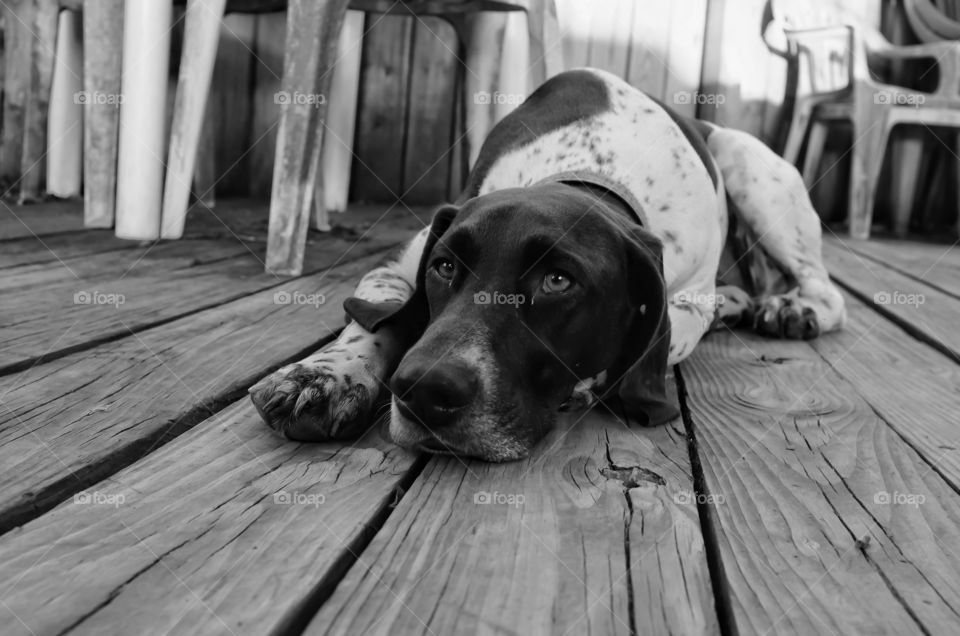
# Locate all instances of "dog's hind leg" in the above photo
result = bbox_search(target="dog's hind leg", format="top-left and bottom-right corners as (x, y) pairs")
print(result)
(705, 126), (846, 339)
(249, 227), (429, 440)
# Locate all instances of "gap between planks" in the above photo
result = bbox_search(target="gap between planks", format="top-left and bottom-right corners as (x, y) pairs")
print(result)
(0, 247), (409, 536)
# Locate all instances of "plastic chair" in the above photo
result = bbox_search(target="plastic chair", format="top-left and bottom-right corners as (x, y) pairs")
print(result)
(0, 0), (124, 223)
(162, 0), (563, 276)
(792, 25), (960, 239)
(765, 0), (960, 239)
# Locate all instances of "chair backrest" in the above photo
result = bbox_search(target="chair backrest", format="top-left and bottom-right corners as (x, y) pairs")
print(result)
(765, 0), (878, 93)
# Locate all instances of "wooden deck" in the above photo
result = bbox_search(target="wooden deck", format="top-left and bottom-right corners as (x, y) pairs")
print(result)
(2, 200), (960, 636)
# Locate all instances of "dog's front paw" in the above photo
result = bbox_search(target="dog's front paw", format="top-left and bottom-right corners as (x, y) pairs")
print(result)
(249, 350), (383, 441)
(754, 296), (819, 340)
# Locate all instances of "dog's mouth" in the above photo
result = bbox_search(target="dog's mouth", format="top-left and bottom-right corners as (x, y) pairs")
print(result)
(387, 399), (465, 455)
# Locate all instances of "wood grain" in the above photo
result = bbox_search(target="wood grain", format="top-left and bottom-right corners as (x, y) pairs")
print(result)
(350, 14), (413, 203)
(0, 249), (404, 535)
(0, 399), (421, 636)
(0, 198), (85, 239)
(827, 235), (960, 300)
(809, 289), (960, 492)
(304, 383), (718, 635)
(401, 17), (456, 204)
(681, 329), (960, 635)
(248, 11), (286, 197)
(212, 14), (256, 195)
(0, 230), (134, 269)
(822, 239), (960, 361)
(0, 205), (427, 373)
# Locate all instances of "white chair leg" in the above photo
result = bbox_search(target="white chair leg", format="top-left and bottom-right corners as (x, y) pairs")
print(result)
(161, 0), (227, 239)
(47, 9), (83, 198)
(316, 9), (364, 224)
(115, 0), (172, 239)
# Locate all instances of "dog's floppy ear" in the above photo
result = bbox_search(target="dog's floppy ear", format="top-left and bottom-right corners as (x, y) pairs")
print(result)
(609, 227), (680, 426)
(342, 204), (459, 344)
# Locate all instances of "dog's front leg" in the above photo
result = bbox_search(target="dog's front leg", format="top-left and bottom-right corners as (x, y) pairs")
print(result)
(249, 229), (429, 441)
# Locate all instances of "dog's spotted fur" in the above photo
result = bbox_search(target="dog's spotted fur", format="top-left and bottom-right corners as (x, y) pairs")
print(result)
(250, 68), (846, 460)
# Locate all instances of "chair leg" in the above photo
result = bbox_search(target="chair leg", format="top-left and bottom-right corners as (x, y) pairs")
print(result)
(1, 0), (32, 192)
(524, 0), (563, 90)
(801, 118), (828, 189)
(161, 0), (227, 239)
(847, 107), (890, 240)
(82, 0), (124, 227)
(780, 96), (817, 166)
(266, 0), (351, 276)
(316, 9), (364, 223)
(888, 127), (924, 237)
(193, 93), (218, 208)
(115, 0), (173, 239)
(19, 0), (59, 204)
(47, 9), (83, 198)
(955, 132), (960, 237)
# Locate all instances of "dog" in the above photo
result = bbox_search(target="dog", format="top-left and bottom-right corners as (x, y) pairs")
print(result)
(249, 68), (846, 462)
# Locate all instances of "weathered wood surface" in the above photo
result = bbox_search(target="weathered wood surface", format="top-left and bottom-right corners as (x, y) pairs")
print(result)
(401, 17), (457, 204)
(0, 230), (135, 269)
(0, 204), (428, 372)
(249, 11), (286, 197)
(350, 15), (413, 202)
(82, 0), (125, 227)
(0, 399), (422, 636)
(0, 198), (87, 239)
(304, 382), (719, 635)
(681, 329), (960, 635)
(0, 248), (406, 535)
(822, 240), (960, 361)
(212, 14), (257, 196)
(829, 235), (960, 299)
(810, 290), (960, 492)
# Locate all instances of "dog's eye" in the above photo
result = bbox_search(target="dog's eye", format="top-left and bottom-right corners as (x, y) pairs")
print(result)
(542, 271), (574, 294)
(432, 258), (456, 279)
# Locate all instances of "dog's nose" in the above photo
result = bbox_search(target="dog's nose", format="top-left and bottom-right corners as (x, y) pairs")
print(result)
(391, 359), (478, 428)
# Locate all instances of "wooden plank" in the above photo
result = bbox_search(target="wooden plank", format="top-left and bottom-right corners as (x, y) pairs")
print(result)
(0, 198), (85, 239)
(0, 204), (429, 374)
(0, 230), (137, 268)
(212, 14), (256, 195)
(625, 0), (671, 100)
(349, 14), (413, 203)
(585, 0), (634, 79)
(663, 0), (708, 119)
(401, 17), (456, 204)
(697, 0), (774, 138)
(0, 245), (418, 536)
(304, 382), (719, 635)
(0, 399), (422, 636)
(681, 330), (960, 635)
(555, 0), (591, 69)
(829, 236), (960, 300)
(822, 239), (960, 362)
(248, 11), (285, 197)
(810, 290), (960, 491)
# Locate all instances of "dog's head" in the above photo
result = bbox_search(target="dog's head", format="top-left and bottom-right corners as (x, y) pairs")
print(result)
(345, 183), (678, 461)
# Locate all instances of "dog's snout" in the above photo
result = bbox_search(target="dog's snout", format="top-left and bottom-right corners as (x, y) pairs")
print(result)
(391, 359), (479, 427)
